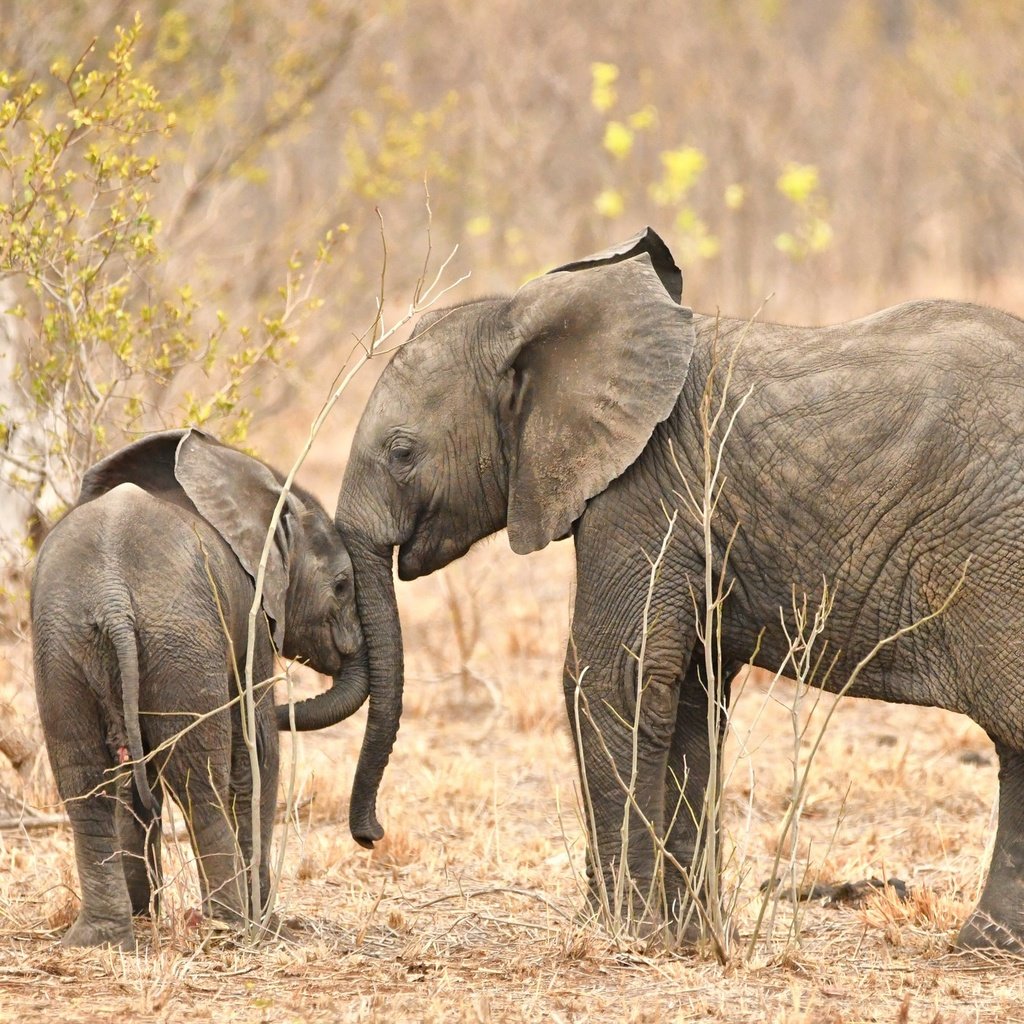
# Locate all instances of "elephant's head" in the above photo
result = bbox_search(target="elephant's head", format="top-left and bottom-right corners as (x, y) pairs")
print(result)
(79, 428), (368, 729)
(336, 228), (697, 846)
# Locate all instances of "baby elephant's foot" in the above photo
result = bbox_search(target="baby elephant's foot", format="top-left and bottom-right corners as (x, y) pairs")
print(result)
(956, 911), (1024, 956)
(206, 894), (277, 933)
(245, 910), (290, 943)
(61, 914), (135, 950)
(580, 882), (721, 951)
(200, 908), (284, 946)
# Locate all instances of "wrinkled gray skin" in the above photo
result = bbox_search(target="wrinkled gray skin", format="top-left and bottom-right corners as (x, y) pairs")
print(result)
(32, 428), (367, 949)
(336, 227), (1024, 952)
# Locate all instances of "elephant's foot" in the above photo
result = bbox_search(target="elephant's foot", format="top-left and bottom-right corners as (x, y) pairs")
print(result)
(581, 880), (723, 951)
(207, 902), (246, 930)
(204, 888), (282, 939)
(61, 914), (135, 950)
(245, 910), (288, 943)
(955, 910), (1024, 956)
(659, 907), (736, 954)
(627, 912), (703, 950)
(198, 907), (284, 946)
(577, 901), (725, 952)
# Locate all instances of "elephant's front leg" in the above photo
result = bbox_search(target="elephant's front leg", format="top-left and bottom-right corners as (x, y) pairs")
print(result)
(662, 654), (735, 940)
(563, 574), (685, 935)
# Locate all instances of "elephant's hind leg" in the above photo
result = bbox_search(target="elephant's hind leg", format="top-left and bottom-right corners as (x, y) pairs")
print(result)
(957, 740), (1024, 953)
(116, 778), (163, 917)
(150, 688), (247, 928)
(228, 684), (279, 925)
(163, 761), (248, 926)
(39, 691), (135, 949)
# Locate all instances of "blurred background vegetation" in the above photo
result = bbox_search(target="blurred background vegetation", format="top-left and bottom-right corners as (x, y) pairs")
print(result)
(1, 0), (1022, 616)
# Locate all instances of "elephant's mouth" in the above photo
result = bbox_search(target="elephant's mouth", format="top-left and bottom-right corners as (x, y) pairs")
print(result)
(397, 529), (476, 580)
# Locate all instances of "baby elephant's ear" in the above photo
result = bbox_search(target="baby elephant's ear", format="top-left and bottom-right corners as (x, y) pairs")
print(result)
(174, 429), (297, 648)
(77, 429), (191, 506)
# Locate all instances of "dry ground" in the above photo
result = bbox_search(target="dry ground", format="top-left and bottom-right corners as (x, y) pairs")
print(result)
(3, 509), (1024, 1022)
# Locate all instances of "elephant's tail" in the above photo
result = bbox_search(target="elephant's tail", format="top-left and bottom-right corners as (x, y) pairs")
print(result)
(108, 618), (156, 811)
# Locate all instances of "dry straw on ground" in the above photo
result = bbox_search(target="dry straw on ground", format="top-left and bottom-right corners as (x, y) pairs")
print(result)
(3, 529), (1024, 1022)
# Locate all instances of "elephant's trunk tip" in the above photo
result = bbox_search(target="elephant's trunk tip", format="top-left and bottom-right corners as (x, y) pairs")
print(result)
(350, 807), (385, 849)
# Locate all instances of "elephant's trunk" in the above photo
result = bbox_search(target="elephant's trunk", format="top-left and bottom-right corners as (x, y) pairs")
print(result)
(274, 645), (370, 731)
(341, 534), (403, 848)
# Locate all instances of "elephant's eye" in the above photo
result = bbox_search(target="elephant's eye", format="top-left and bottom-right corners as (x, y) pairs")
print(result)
(387, 439), (415, 470)
(333, 576), (351, 600)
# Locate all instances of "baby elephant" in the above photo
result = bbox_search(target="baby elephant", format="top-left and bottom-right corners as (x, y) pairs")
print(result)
(32, 428), (368, 949)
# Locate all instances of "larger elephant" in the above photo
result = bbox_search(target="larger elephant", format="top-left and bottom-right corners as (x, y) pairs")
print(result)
(333, 228), (1024, 951)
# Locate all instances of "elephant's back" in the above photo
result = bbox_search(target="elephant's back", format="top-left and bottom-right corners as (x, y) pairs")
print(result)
(32, 484), (256, 739)
(684, 301), (1024, 710)
(705, 299), (1024, 385)
(34, 484), (252, 655)
(40, 482), (228, 585)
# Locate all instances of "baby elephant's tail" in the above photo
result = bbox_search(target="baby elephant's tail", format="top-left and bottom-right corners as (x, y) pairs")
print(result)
(108, 620), (156, 811)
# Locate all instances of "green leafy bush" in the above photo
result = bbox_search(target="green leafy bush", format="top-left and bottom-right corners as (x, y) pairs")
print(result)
(0, 17), (335, 552)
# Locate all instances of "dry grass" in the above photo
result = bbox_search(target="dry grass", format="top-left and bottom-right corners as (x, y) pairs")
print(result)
(3, 534), (1024, 1022)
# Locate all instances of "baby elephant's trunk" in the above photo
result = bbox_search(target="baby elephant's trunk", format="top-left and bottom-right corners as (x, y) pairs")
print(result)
(274, 645), (370, 731)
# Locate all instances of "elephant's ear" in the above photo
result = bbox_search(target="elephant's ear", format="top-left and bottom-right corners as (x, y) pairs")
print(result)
(547, 225), (683, 303)
(77, 429), (191, 506)
(174, 429), (300, 648)
(504, 236), (695, 555)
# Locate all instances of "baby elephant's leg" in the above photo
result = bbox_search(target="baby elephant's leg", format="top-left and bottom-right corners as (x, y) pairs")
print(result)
(229, 663), (280, 927)
(39, 688), (135, 949)
(152, 679), (248, 927)
(116, 777), (163, 917)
